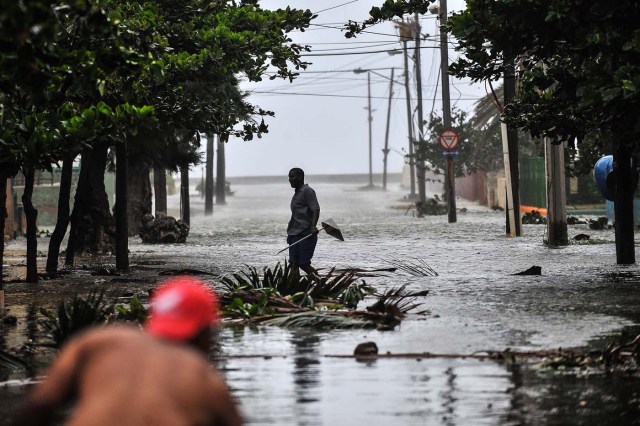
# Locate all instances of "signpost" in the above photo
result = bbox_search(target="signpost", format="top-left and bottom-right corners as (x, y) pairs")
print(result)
(439, 129), (458, 222)
(439, 129), (459, 151)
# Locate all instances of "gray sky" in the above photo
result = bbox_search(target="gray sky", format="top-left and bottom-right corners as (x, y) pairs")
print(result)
(218, 0), (482, 178)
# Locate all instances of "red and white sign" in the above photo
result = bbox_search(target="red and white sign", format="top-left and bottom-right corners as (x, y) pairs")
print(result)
(439, 129), (459, 150)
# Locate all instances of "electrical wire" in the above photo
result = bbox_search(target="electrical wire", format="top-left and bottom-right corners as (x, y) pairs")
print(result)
(313, 0), (360, 14)
(486, 80), (503, 113)
(309, 42), (398, 52)
(302, 45), (439, 57)
(249, 90), (482, 101)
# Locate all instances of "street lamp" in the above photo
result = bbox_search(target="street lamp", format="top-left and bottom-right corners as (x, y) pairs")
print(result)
(353, 67), (397, 190)
(353, 68), (374, 188)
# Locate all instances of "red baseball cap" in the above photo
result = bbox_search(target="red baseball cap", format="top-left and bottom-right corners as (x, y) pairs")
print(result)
(145, 276), (220, 341)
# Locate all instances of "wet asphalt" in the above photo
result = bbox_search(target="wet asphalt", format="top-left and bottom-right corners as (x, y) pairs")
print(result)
(1, 174), (640, 425)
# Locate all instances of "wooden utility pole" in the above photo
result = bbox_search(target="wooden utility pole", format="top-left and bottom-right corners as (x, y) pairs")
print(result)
(367, 72), (374, 187)
(545, 138), (568, 245)
(414, 13), (426, 204)
(382, 68), (395, 191)
(402, 39), (417, 199)
(205, 133), (214, 215)
(396, 21), (417, 200)
(216, 137), (226, 205)
(440, 0), (456, 223)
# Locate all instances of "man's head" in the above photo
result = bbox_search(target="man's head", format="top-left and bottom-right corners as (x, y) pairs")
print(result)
(145, 276), (220, 351)
(288, 168), (304, 189)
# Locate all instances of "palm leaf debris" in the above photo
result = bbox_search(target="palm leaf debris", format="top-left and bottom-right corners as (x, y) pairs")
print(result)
(373, 256), (438, 277)
(220, 262), (429, 330)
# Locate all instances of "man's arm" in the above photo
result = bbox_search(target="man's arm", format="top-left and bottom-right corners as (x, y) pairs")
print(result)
(208, 372), (243, 426)
(11, 338), (84, 425)
(310, 209), (320, 233)
(306, 190), (320, 233)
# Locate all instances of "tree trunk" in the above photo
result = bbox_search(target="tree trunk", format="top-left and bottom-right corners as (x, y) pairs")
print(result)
(65, 143), (115, 265)
(180, 165), (190, 225)
(613, 144), (635, 264)
(126, 162), (151, 236)
(216, 138), (226, 205)
(503, 55), (521, 236)
(116, 142), (129, 271)
(22, 167), (39, 283)
(1, 175), (6, 308)
(205, 133), (214, 215)
(46, 154), (75, 273)
(154, 167), (167, 216)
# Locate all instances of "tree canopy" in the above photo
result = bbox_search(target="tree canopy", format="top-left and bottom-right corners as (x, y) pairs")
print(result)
(0, 0), (315, 173)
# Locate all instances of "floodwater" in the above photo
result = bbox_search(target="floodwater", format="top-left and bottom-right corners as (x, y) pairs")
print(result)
(2, 174), (640, 425)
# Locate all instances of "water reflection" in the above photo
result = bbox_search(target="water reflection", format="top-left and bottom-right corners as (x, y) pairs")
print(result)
(2, 176), (640, 425)
(291, 330), (321, 425)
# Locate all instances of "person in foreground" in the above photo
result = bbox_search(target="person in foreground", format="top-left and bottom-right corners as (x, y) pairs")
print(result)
(287, 167), (321, 281)
(11, 276), (243, 426)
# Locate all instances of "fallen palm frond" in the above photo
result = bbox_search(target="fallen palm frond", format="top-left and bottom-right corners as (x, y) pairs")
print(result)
(39, 290), (111, 347)
(332, 266), (398, 278)
(219, 262), (373, 309)
(256, 311), (378, 329)
(220, 261), (293, 295)
(370, 284), (429, 313)
(373, 256), (438, 277)
(223, 282), (428, 330)
(0, 349), (28, 371)
(38, 292), (150, 347)
(306, 268), (373, 308)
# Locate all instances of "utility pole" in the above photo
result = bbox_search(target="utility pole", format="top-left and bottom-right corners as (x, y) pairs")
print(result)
(397, 20), (416, 199)
(545, 138), (567, 245)
(439, 0), (456, 223)
(382, 68), (395, 191)
(367, 72), (374, 187)
(414, 13), (427, 204)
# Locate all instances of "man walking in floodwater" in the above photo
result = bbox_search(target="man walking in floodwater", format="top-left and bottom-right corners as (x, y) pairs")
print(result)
(11, 276), (243, 426)
(287, 167), (321, 281)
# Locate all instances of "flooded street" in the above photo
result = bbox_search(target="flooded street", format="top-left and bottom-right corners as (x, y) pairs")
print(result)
(2, 174), (640, 425)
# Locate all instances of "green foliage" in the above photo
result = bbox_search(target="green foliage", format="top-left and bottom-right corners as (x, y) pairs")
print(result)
(38, 292), (149, 347)
(114, 296), (148, 323)
(1, 0), (315, 179)
(223, 295), (275, 319)
(220, 262), (374, 310)
(306, 269), (374, 309)
(39, 290), (111, 347)
(445, 0), (640, 152)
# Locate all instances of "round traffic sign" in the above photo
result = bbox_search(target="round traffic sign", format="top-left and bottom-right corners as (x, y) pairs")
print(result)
(439, 129), (459, 150)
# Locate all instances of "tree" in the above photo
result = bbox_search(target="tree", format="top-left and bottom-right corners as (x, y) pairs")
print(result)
(445, 0), (640, 263)
(65, 0), (314, 258)
(347, 0), (640, 264)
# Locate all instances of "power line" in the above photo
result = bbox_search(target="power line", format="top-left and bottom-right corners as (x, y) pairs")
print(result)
(302, 45), (439, 57)
(249, 90), (483, 101)
(309, 41), (397, 52)
(313, 0), (360, 14)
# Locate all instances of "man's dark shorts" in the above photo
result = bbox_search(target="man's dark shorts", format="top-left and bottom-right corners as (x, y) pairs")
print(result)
(287, 230), (318, 267)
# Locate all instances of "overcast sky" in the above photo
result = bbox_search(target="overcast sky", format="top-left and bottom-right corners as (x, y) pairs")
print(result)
(214, 0), (482, 178)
